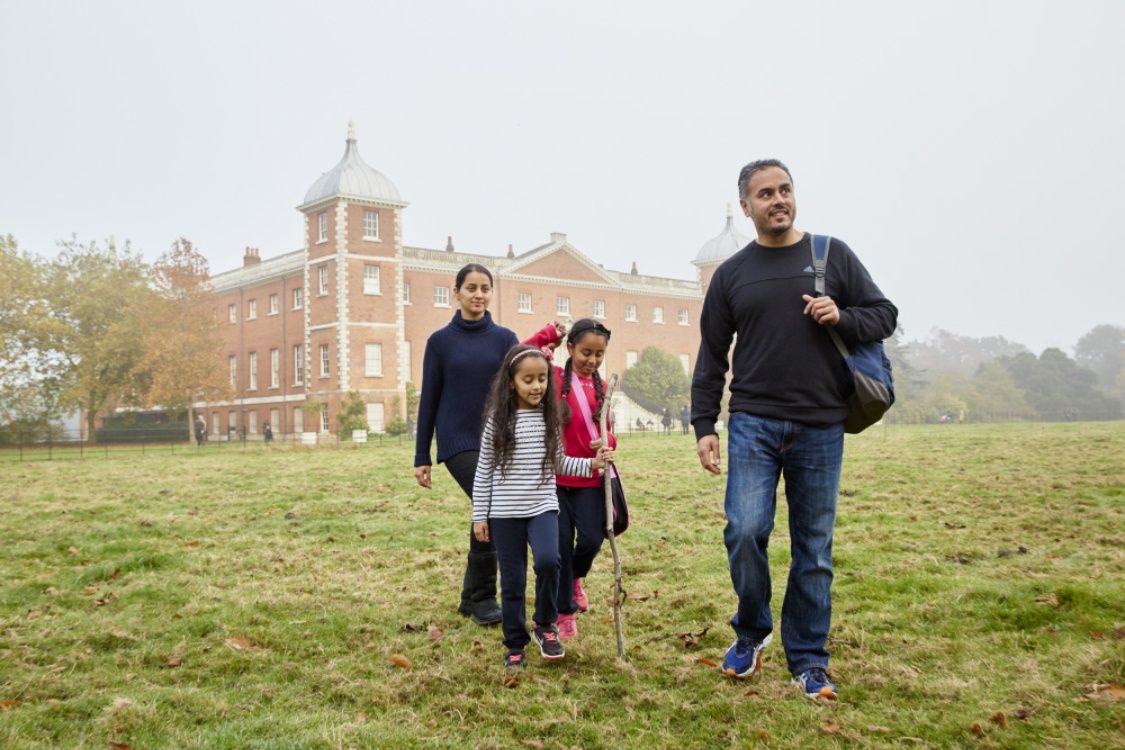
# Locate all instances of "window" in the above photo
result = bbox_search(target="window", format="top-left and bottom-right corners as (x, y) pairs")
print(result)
(320, 403), (330, 432)
(366, 402), (385, 433)
(228, 355), (237, 387)
(363, 265), (380, 295)
(211, 413), (220, 436)
(624, 303), (637, 322)
(365, 343), (383, 377)
(228, 411), (237, 435)
(434, 286), (450, 307)
(680, 354), (691, 374)
(248, 351), (258, 390)
(556, 296), (570, 316)
(269, 293), (278, 315)
(363, 210), (380, 240)
(269, 408), (279, 433)
(678, 308), (689, 326)
(593, 299), (605, 319)
(317, 212), (328, 243)
(403, 282), (411, 305)
(270, 348), (279, 388)
(653, 306), (664, 324)
(293, 287), (303, 309)
(228, 304), (237, 324)
(626, 351), (638, 369)
(293, 406), (304, 434)
(247, 411), (258, 435)
(518, 292), (532, 313)
(293, 344), (304, 385)
(319, 344), (330, 377)
(247, 299), (257, 320)
(318, 266), (328, 296)
(401, 341), (412, 383)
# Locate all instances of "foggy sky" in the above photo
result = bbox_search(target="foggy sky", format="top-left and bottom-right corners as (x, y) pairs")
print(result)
(2, 1), (1122, 355)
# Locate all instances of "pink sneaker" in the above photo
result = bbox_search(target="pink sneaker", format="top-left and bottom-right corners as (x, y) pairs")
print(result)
(573, 578), (589, 613)
(556, 613), (578, 641)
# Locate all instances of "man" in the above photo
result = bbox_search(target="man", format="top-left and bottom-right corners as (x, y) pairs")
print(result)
(691, 159), (897, 700)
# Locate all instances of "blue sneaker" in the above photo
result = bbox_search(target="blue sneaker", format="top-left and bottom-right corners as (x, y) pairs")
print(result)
(720, 633), (772, 678)
(793, 667), (837, 700)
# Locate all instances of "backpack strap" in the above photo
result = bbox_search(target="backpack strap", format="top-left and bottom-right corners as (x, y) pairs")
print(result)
(809, 234), (852, 361)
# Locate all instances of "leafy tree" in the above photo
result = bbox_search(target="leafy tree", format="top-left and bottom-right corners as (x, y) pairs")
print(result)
(43, 237), (151, 442)
(132, 239), (231, 415)
(336, 391), (369, 436)
(910, 328), (1029, 379)
(999, 348), (1123, 421)
(966, 362), (1034, 421)
(1074, 324), (1124, 391)
(621, 346), (689, 415)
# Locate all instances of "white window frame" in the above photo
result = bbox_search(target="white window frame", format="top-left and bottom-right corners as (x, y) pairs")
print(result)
(247, 299), (257, 320)
(268, 293), (278, 316)
(293, 407), (303, 434)
(228, 355), (237, 387)
(556, 296), (570, 316)
(653, 306), (664, 324)
(228, 304), (237, 324)
(518, 292), (532, 313)
(270, 348), (279, 389)
(365, 343), (383, 377)
(248, 351), (258, 391)
(317, 212), (328, 243)
(625, 351), (638, 369)
(593, 299), (605, 319)
(433, 286), (450, 307)
(319, 344), (330, 378)
(247, 410), (258, 435)
(362, 209), (380, 241)
(292, 287), (303, 310)
(680, 354), (691, 375)
(625, 303), (637, 322)
(678, 308), (689, 326)
(320, 403), (330, 432)
(293, 344), (304, 385)
(318, 266), (328, 296)
(403, 282), (411, 305)
(363, 265), (380, 295)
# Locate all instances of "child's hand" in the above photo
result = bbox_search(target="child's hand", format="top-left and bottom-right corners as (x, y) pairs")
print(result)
(552, 319), (568, 339)
(592, 447), (614, 470)
(472, 521), (490, 543)
(588, 438), (603, 451)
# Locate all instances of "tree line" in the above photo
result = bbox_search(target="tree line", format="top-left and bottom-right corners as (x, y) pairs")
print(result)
(0, 235), (229, 443)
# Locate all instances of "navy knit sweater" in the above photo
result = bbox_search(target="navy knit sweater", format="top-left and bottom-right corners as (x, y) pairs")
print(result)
(414, 311), (519, 467)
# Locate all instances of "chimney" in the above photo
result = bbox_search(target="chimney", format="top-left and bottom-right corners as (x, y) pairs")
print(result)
(630, 260), (638, 275)
(446, 235), (455, 253)
(243, 247), (261, 267)
(550, 231), (567, 244)
(506, 243), (515, 259)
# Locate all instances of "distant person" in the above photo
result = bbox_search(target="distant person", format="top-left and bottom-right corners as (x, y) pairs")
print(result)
(680, 404), (691, 435)
(413, 262), (563, 627)
(635, 417), (645, 432)
(471, 345), (610, 667)
(263, 422), (273, 443)
(661, 407), (673, 435)
(194, 415), (206, 446)
(692, 158), (897, 700)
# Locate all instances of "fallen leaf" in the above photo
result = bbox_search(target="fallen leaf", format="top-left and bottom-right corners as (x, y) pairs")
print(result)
(502, 674), (520, 688)
(1115, 627), (1125, 640)
(722, 668), (737, 678)
(989, 711), (1006, 727)
(36, 570), (55, 580)
(400, 623), (424, 632)
(677, 626), (710, 649)
(184, 541), (200, 549)
(0, 700), (17, 710)
(355, 712), (367, 723)
(109, 568), (121, 580)
(82, 586), (98, 596)
(695, 657), (718, 668)
(818, 686), (837, 700)
(1089, 630), (1104, 639)
(867, 726), (892, 733)
(754, 730), (769, 740)
(389, 654), (412, 669)
(1085, 683), (1125, 701)
(518, 741), (545, 749)
(427, 626), (444, 642)
(970, 721), (984, 737)
(1013, 708), (1032, 720)
(820, 720), (842, 734)
(107, 743), (133, 750)
(743, 689), (759, 697)
(224, 637), (253, 651)
(1035, 593), (1059, 607)
(67, 546), (79, 556)
(470, 640), (483, 651)
(1046, 627), (1057, 636)
(165, 656), (182, 668)
(172, 612), (183, 620)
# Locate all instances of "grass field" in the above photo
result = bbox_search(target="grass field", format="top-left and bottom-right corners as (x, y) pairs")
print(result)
(1, 423), (1122, 749)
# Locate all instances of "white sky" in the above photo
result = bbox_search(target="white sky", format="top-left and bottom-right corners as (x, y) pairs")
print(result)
(2, 1), (1122, 355)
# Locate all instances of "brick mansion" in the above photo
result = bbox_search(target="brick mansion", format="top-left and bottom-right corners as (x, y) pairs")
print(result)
(199, 124), (748, 437)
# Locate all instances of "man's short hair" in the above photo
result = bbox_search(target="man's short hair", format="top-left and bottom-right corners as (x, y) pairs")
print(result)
(737, 159), (793, 200)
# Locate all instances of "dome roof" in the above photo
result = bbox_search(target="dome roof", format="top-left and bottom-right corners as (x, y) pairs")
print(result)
(694, 206), (751, 265)
(301, 122), (404, 208)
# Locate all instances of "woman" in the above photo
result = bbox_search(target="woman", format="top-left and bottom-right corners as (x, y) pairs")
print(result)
(414, 263), (561, 625)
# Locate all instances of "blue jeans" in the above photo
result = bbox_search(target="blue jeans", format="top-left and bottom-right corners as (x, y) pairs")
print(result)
(724, 412), (844, 675)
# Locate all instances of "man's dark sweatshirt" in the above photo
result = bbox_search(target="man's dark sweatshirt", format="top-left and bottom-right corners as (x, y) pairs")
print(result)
(691, 233), (897, 438)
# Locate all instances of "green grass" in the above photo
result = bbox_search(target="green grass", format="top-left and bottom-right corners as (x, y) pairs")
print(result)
(1, 423), (1122, 749)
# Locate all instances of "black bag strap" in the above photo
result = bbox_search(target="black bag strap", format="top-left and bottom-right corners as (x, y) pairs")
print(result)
(810, 234), (852, 362)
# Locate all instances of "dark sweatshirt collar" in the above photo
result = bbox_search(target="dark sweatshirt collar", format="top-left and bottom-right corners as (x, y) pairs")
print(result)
(451, 309), (494, 333)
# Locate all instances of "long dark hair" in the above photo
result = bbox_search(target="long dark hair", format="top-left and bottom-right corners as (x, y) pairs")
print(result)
(483, 344), (561, 483)
(559, 318), (611, 425)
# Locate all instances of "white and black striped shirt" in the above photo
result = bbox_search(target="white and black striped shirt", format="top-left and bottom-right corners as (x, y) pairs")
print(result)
(472, 408), (592, 521)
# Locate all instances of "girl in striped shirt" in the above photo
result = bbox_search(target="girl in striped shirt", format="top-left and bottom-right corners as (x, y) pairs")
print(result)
(472, 345), (611, 668)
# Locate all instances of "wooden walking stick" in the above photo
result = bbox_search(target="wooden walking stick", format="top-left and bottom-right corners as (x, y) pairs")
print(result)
(601, 373), (627, 660)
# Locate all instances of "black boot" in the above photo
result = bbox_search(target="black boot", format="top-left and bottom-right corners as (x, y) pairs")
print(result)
(459, 551), (501, 625)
